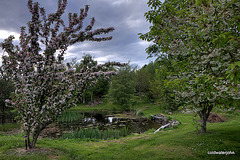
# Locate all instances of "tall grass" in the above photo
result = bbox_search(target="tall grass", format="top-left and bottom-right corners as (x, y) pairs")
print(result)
(62, 127), (129, 140)
(57, 111), (84, 123)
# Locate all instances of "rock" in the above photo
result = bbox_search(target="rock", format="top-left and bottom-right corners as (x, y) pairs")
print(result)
(151, 114), (169, 126)
(119, 123), (125, 127)
(169, 120), (179, 127)
(151, 115), (167, 121)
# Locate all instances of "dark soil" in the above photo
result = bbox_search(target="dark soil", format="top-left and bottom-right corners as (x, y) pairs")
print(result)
(9, 147), (59, 155)
(207, 113), (225, 123)
(7, 147), (61, 159)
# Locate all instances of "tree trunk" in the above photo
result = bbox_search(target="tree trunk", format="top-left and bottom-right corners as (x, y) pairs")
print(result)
(1, 105), (5, 124)
(199, 103), (213, 134)
(30, 131), (40, 149)
(25, 125), (45, 149)
(83, 96), (85, 104)
(26, 132), (32, 149)
(200, 111), (207, 133)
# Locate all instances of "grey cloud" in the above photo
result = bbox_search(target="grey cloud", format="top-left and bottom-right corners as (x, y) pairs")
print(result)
(0, 0), (155, 67)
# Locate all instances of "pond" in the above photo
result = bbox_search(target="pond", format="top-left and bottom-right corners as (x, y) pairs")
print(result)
(57, 112), (162, 134)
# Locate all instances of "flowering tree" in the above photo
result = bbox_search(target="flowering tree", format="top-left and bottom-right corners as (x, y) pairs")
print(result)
(0, 0), (123, 149)
(140, 0), (240, 133)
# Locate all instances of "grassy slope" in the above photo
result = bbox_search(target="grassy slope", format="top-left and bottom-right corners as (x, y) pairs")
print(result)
(0, 104), (239, 160)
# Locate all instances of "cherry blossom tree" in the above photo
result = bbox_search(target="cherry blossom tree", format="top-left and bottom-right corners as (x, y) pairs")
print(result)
(0, 0), (123, 149)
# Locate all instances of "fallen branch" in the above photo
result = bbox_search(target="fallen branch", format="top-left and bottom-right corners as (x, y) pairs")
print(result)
(154, 123), (170, 133)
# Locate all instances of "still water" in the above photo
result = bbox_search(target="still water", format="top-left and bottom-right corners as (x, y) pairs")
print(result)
(57, 112), (162, 134)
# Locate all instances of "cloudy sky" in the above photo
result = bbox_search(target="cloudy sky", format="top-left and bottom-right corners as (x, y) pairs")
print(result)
(0, 0), (160, 67)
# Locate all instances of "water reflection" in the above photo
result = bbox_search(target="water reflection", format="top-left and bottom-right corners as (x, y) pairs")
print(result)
(108, 117), (113, 123)
(84, 117), (96, 123)
(58, 112), (162, 134)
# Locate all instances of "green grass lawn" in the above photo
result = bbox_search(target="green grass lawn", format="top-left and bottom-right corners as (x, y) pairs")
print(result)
(0, 104), (239, 160)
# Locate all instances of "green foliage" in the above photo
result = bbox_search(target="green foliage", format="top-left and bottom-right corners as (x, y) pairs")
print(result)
(142, 61), (158, 78)
(61, 127), (129, 140)
(135, 61), (161, 102)
(0, 67), (15, 124)
(92, 77), (110, 99)
(150, 56), (181, 111)
(135, 68), (151, 98)
(107, 65), (136, 110)
(226, 61), (240, 87)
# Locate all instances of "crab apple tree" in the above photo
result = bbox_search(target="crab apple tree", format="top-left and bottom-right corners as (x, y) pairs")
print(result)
(0, 0), (124, 149)
(140, 0), (240, 133)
